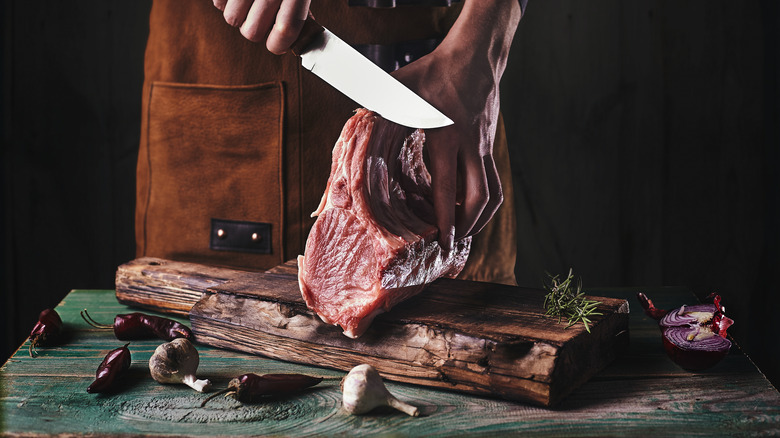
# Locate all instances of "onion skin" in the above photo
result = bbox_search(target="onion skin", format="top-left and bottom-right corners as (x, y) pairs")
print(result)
(636, 293), (733, 371)
(661, 331), (730, 371)
(659, 303), (715, 327)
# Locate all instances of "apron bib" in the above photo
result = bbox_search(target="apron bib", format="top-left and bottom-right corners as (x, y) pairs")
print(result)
(137, 0), (516, 284)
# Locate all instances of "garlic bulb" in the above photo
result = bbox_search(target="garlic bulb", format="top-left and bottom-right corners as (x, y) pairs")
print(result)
(341, 364), (419, 416)
(149, 338), (211, 392)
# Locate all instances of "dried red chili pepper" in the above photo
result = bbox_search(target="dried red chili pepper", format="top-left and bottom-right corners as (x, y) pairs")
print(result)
(28, 308), (63, 357)
(87, 343), (132, 394)
(81, 309), (192, 341)
(200, 373), (323, 407)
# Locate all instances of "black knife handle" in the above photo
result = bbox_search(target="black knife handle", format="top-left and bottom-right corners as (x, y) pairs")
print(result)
(290, 13), (325, 57)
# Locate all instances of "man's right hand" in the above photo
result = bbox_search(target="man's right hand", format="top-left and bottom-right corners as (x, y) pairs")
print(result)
(213, 0), (311, 54)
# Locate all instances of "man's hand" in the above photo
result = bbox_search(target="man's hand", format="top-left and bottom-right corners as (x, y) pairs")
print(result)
(213, 0), (522, 251)
(392, 0), (521, 250)
(213, 0), (311, 54)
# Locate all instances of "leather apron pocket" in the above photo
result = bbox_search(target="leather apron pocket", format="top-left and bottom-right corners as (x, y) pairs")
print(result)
(140, 81), (285, 269)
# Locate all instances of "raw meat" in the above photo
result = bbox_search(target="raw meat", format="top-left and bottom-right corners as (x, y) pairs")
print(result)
(298, 109), (471, 338)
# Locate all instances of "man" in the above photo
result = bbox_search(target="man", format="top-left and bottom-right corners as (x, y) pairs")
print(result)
(136, 0), (524, 284)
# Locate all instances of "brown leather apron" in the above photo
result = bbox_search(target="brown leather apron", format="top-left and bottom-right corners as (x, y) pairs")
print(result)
(136, 0), (517, 284)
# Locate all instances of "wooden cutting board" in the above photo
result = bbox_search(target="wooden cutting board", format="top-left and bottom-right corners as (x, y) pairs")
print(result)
(115, 257), (629, 407)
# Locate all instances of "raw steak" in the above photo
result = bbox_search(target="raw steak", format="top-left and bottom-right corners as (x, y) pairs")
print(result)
(298, 109), (471, 338)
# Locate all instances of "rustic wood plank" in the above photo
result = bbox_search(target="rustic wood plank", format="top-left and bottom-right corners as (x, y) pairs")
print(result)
(115, 258), (252, 315)
(1, 289), (779, 437)
(192, 279), (630, 406)
(117, 257), (628, 406)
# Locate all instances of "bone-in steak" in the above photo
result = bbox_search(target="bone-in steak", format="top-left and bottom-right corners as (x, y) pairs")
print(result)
(298, 109), (471, 338)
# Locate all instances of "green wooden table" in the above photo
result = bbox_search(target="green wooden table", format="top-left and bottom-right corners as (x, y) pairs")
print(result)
(1, 288), (779, 436)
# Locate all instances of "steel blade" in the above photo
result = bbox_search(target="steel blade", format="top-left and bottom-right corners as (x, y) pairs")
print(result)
(300, 29), (453, 129)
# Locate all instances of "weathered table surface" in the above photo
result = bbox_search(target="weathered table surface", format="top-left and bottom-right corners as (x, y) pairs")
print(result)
(1, 288), (779, 437)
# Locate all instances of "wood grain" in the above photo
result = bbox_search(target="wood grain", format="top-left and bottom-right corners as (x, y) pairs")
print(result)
(116, 257), (629, 406)
(115, 258), (251, 315)
(2, 289), (778, 437)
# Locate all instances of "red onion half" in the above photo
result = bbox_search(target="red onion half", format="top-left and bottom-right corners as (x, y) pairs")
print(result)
(637, 293), (734, 371)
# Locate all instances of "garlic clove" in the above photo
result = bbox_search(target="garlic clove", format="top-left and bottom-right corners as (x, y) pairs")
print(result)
(149, 338), (211, 392)
(341, 364), (419, 417)
(386, 394), (420, 417)
(182, 374), (211, 393)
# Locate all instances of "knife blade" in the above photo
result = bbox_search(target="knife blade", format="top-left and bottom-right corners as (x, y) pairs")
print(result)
(290, 17), (453, 129)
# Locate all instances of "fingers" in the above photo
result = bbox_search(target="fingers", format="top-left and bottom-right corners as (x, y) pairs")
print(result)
(466, 155), (503, 237)
(222, 0), (254, 27)
(429, 142), (458, 252)
(240, 0), (280, 42)
(429, 132), (504, 250)
(266, 0), (310, 54)
(216, 0), (310, 52)
(454, 154), (491, 240)
(432, 153), (502, 247)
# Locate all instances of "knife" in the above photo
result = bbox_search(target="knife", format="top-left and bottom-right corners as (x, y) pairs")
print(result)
(290, 16), (453, 129)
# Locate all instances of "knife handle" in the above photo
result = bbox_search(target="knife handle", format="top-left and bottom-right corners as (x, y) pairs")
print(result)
(290, 13), (325, 57)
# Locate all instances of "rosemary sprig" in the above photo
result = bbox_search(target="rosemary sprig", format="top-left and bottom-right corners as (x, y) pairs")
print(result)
(543, 268), (602, 333)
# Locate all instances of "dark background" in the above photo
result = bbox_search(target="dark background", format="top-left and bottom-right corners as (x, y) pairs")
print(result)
(2, 1), (778, 389)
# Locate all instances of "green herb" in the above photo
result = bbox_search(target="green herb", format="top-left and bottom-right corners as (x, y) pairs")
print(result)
(543, 269), (602, 333)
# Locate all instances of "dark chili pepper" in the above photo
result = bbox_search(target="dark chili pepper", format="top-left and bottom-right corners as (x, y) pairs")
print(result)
(81, 309), (192, 341)
(28, 308), (63, 357)
(201, 373), (323, 407)
(87, 343), (132, 393)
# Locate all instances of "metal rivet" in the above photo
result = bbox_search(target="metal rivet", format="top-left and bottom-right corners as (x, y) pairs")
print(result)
(217, 229), (226, 239)
(251, 232), (261, 242)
